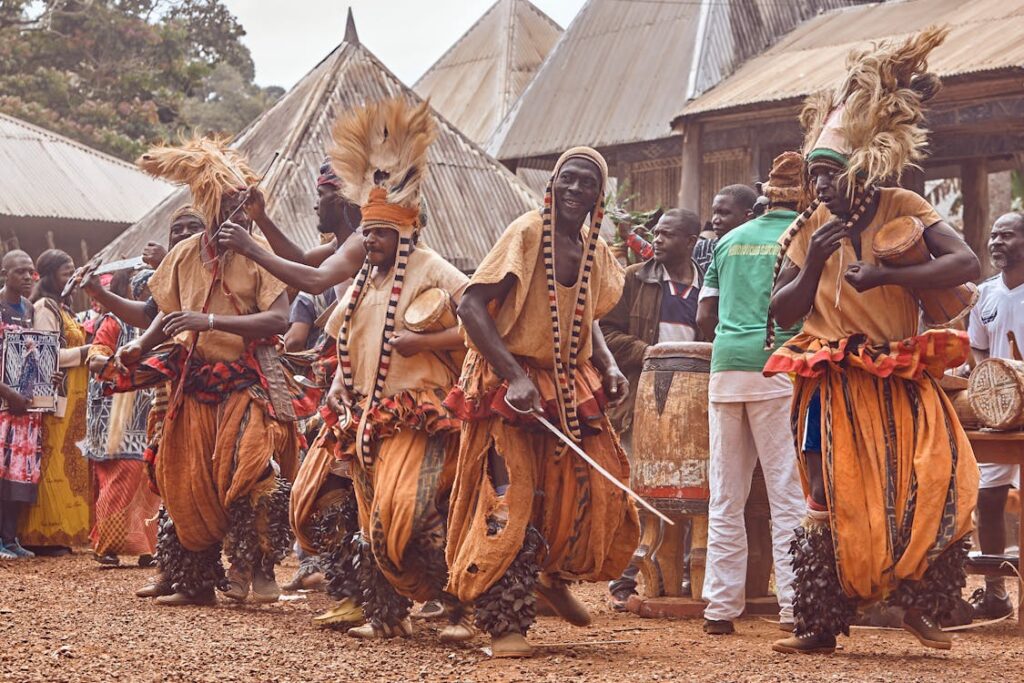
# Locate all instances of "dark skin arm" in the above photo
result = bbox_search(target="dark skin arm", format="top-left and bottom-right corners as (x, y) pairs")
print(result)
(770, 218), (847, 329)
(458, 275), (542, 412)
(218, 223), (364, 295)
(589, 321), (628, 406)
(327, 289), (467, 412)
(80, 273), (152, 329)
(457, 277), (628, 412)
(0, 382), (28, 415)
(116, 293), (290, 364)
(697, 296), (719, 342)
(162, 292), (290, 338)
(243, 188), (337, 267)
(772, 220), (981, 329)
(283, 321), (312, 352)
(843, 221), (981, 291)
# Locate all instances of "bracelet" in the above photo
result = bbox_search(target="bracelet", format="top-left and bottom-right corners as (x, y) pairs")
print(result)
(208, 313), (215, 331)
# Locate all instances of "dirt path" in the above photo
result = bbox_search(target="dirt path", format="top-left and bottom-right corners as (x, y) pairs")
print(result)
(1, 554), (1021, 682)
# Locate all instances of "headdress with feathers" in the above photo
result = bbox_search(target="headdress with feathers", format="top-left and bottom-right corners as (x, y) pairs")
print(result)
(137, 135), (258, 232)
(764, 26), (948, 350)
(801, 25), (948, 191)
(328, 97), (434, 237)
(327, 97), (435, 469)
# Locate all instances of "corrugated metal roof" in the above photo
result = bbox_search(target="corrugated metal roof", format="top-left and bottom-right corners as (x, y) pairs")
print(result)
(679, 0), (1024, 119)
(97, 29), (539, 272)
(0, 113), (173, 223)
(490, 0), (856, 160)
(413, 0), (562, 146)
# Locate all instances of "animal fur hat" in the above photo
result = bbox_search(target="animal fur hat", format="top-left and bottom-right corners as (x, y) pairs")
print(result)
(801, 25), (948, 190)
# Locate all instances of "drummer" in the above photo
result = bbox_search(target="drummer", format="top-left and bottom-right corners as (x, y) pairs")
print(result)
(766, 28), (980, 654)
(696, 155), (806, 635)
(600, 207), (704, 609)
(967, 211), (1024, 621)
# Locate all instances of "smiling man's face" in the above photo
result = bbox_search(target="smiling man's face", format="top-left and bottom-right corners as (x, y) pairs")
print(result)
(553, 158), (601, 225)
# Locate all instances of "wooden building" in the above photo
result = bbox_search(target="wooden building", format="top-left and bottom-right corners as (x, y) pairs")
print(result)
(0, 113), (171, 261)
(413, 0), (562, 148)
(672, 0), (1024, 250)
(99, 11), (538, 272)
(489, 0), (858, 213)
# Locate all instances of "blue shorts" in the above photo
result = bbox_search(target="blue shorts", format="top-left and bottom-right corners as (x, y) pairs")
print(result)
(802, 389), (822, 453)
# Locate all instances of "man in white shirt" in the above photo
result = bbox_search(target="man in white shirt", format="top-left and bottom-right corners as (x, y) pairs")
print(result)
(967, 211), (1024, 620)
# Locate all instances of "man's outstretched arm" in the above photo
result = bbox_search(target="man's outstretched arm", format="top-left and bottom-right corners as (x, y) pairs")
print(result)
(218, 225), (365, 295)
(457, 275), (541, 413)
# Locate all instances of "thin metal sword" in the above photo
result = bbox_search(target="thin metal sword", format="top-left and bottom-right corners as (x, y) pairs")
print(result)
(508, 399), (673, 525)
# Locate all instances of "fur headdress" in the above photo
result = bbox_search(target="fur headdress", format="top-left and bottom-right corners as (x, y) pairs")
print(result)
(801, 25), (948, 191)
(137, 135), (258, 231)
(328, 97), (435, 237)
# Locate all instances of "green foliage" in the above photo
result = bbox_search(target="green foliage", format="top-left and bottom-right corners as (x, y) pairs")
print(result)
(0, 0), (280, 160)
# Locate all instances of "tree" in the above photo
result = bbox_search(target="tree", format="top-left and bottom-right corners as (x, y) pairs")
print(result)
(0, 0), (280, 159)
(183, 62), (277, 137)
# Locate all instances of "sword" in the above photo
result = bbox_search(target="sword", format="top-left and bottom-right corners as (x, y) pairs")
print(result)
(505, 397), (673, 525)
(61, 256), (147, 298)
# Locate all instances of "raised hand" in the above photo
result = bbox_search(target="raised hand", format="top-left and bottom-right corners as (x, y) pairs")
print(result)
(217, 221), (258, 258)
(142, 241), (168, 268)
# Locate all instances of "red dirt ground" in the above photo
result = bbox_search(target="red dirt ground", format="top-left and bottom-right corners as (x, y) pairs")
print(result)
(1, 554), (1021, 682)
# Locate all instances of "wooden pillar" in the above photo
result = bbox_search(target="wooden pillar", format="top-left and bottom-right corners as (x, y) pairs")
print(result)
(961, 158), (992, 279)
(678, 121), (701, 213)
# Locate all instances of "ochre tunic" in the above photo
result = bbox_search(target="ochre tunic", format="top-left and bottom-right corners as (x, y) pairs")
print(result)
(148, 234), (298, 552)
(445, 211), (640, 602)
(766, 188), (978, 602)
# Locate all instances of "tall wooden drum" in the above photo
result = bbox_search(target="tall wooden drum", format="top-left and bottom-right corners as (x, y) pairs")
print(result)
(630, 342), (774, 604)
(632, 342), (712, 508)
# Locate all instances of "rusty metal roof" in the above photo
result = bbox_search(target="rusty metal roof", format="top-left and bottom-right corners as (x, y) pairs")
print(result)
(0, 113), (172, 224)
(489, 0), (855, 160)
(679, 0), (1024, 120)
(98, 21), (540, 272)
(413, 0), (562, 147)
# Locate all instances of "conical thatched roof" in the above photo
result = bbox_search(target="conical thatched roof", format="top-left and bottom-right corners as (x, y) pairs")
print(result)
(99, 10), (539, 272)
(413, 0), (562, 147)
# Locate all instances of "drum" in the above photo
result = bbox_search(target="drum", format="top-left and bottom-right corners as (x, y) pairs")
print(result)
(404, 287), (457, 333)
(873, 216), (979, 327)
(630, 341), (774, 602)
(968, 357), (1024, 430)
(631, 342), (712, 509)
(948, 389), (981, 430)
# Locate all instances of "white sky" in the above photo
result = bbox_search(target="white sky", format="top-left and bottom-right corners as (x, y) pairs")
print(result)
(222, 0), (586, 89)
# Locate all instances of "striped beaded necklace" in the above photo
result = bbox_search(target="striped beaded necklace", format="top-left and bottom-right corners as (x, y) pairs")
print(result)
(541, 156), (606, 449)
(336, 228), (414, 469)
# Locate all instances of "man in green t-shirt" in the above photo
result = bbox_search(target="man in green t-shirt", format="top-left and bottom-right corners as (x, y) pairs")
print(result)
(694, 153), (806, 635)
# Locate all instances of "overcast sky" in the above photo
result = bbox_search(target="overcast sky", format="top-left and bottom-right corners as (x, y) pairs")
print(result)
(222, 0), (586, 89)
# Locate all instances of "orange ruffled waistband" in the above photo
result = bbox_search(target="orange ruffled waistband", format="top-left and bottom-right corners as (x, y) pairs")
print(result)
(763, 328), (970, 380)
(320, 386), (459, 461)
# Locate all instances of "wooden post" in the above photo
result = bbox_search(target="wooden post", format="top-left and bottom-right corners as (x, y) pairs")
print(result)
(962, 159), (993, 279)
(679, 122), (701, 213)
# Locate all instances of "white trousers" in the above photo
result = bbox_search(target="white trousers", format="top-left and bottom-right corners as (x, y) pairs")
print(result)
(703, 395), (804, 622)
